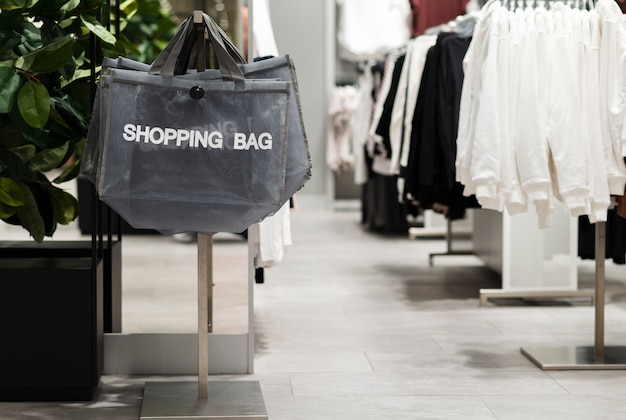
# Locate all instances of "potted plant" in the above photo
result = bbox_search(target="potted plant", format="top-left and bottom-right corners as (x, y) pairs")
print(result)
(0, 0), (114, 402)
(0, 0), (177, 402)
(0, 0), (118, 241)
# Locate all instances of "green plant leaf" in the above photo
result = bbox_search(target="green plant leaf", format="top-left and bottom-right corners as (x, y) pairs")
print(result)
(28, 141), (68, 172)
(47, 105), (71, 130)
(0, 29), (22, 55)
(17, 80), (50, 128)
(14, 34), (75, 73)
(48, 186), (77, 225)
(16, 183), (45, 243)
(0, 202), (18, 219)
(0, 176), (25, 206)
(58, 17), (74, 29)
(9, 144), (36, 163)
(0, 0), (23, 10)
(60, 0), (80, 14)
(53, 156), (80, 183)
(121, 0), (139, 20)
(0, 67), (21, 114)
(80, 14), (116, 45)
(117, 36), (142, 56)
(18, 21), (42, 51)
(59, 68), (91, 88)
(51, 94), (88, 132)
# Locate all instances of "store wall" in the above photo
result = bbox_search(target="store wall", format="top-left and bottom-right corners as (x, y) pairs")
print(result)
(267, 0), (334, 207)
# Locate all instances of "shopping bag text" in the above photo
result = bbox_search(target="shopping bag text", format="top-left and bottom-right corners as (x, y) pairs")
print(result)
(122, 124), (273, 150)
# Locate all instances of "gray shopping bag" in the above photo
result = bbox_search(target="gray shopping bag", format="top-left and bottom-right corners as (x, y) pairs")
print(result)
(82, 11), (311, 203)
(83, 12), (303, 233)
(96, 73), (291, 233)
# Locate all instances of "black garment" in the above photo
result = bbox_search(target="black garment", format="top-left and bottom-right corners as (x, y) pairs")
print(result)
(360, 59), (411, 234)
(361, 146), (410, 233)
(361, 173), (409, 233)
(400, 32), (478, 220)
(436, 34), (470, 190)
(578, 210), (626, 265)
(375, 54), (406, 156)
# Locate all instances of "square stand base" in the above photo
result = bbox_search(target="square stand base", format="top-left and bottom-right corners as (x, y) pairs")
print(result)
(521, 346), (626, 370)
(479, 289), (595, 307)
(140, 381), (268, 419)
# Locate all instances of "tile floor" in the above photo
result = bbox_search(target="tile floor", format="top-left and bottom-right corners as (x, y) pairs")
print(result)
(2, 206), (626, 419)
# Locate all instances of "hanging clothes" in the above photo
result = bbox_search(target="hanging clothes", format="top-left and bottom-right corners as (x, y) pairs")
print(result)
(337, 0), (411, 62)
(359, 57), (414, 233)
(371, 53), (407, 176)
(396, 35), (438, 200)
(352, 63), (377, 185)
(351, 12), (480, 231)
(389, 35), (438, 178)
(247, 0), (293, 271)
(251, 0), (279, 57)
(249, 202), (293, 269)
(455, 0), (626, 228)
(400, 30), (479, 220)
(327, 85), (358, 175)
(579, 209), (626, 265)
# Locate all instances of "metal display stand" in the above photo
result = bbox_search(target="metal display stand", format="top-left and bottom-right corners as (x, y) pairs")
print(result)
(427, 219), (474, 266)
(140, 10), (268, 419)
(521, 221), (626, 370)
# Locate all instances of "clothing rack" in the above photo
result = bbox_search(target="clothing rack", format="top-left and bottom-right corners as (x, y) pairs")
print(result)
(521, 220), (626, 369)
(425, 218), (474, 266)
(457, 0), (625, 305)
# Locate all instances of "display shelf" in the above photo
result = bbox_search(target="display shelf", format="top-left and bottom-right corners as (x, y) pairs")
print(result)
(474, 206), (593, 306)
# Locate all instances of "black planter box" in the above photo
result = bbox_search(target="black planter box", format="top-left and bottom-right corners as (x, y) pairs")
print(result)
(0, 257), (103, 401)
(0, 240), (121, 333)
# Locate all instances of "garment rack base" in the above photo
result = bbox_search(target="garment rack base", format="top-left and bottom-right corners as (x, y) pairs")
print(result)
(520, 346), (626, 370)
(479, 289), (595, 307)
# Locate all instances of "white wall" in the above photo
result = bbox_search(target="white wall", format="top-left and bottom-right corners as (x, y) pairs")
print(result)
(267, 0), (334, 207)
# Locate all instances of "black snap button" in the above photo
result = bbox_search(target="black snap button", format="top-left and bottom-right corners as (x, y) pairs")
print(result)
(190, 86), (204, 99)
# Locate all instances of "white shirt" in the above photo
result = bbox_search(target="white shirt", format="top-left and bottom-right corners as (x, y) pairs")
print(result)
(456, 0), (503, 198)
(352, 67), (376, 185)
(545, 4), (588, 217)
(337, 0), (411, 62)
(596, 0), (626, 195)
(470, 4), (507, 210)
(327, 85), (358, 174)
(583, 10), (611, 222)
(396, 35), (438, 200)
(389, 35), (437, 177)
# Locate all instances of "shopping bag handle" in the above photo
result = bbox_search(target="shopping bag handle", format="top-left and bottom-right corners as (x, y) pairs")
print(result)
(149, 16), (193, 75)
(149, 11), (245, 81)
(202, 13), (246, 64)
